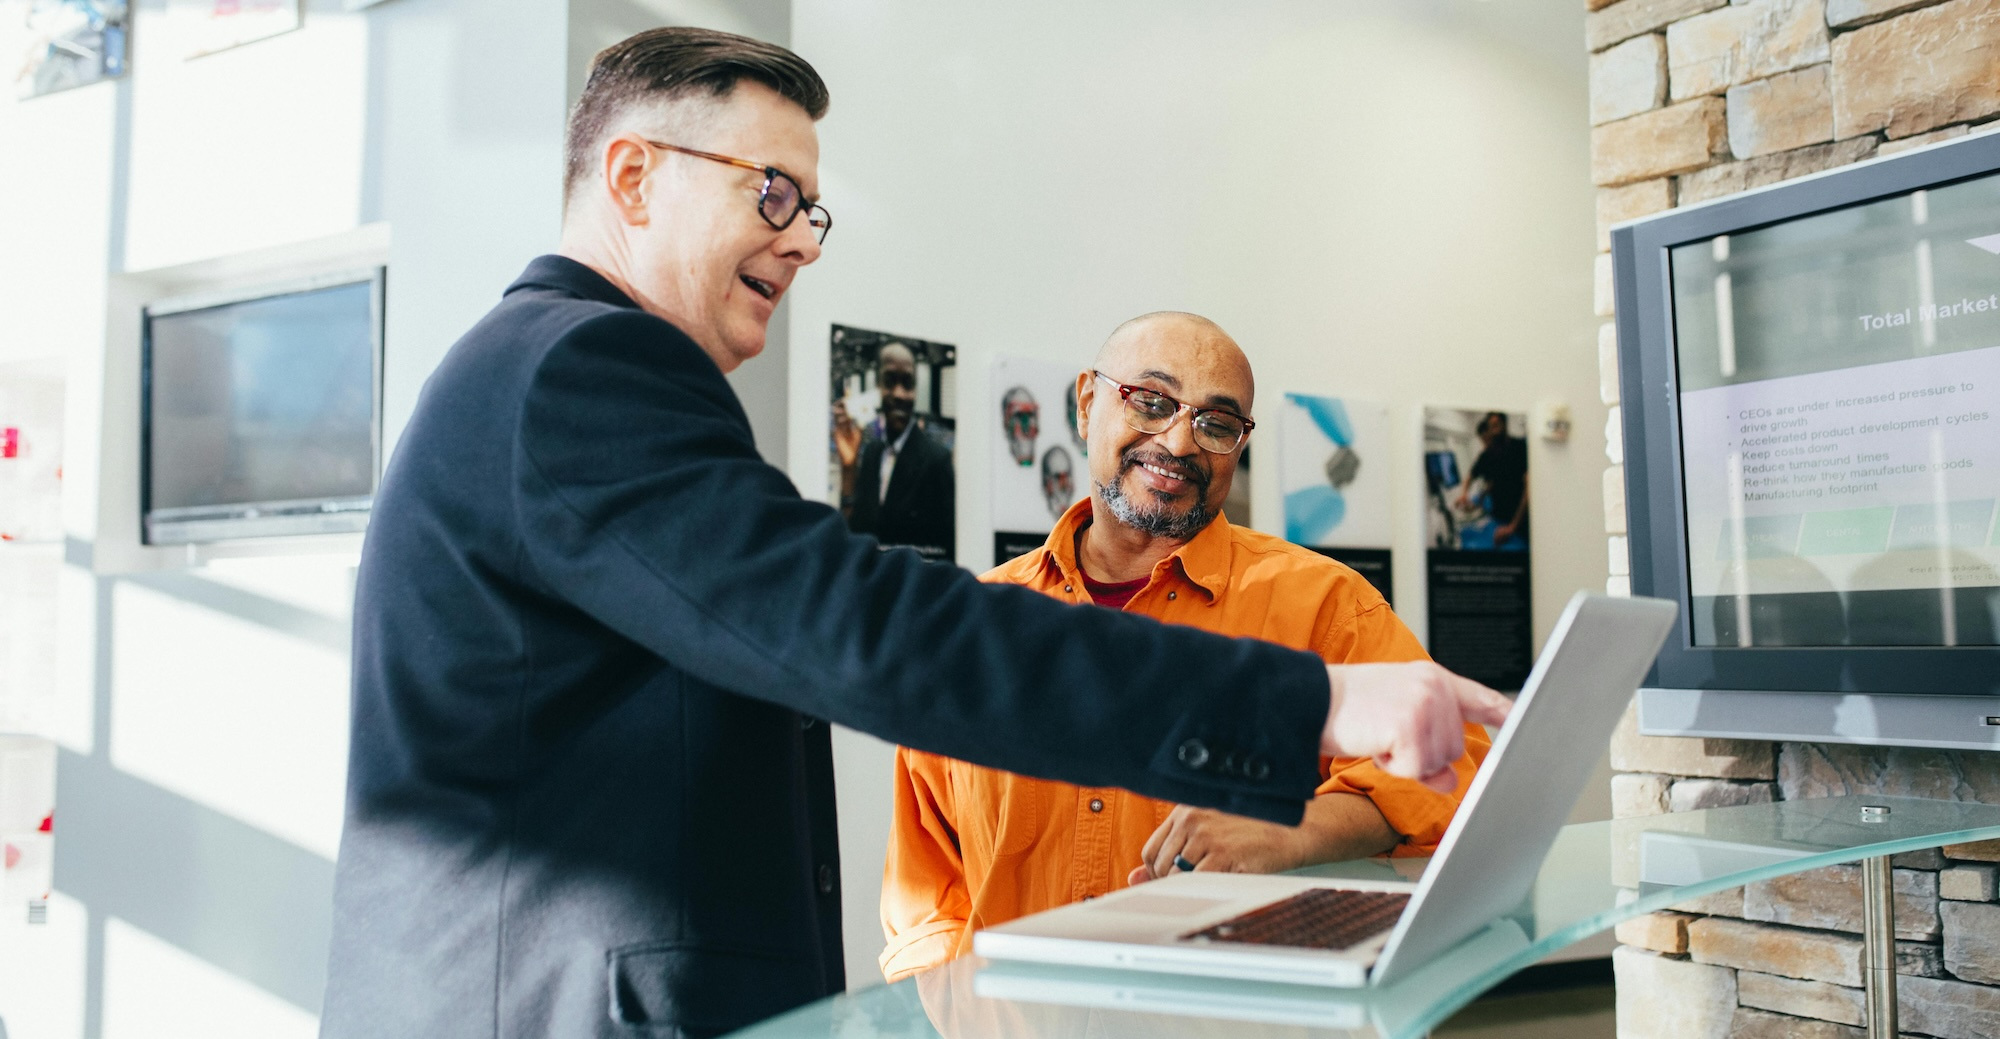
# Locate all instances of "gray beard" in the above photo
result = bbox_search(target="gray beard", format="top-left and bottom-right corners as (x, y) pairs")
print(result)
(1098, 460), (1214, 540)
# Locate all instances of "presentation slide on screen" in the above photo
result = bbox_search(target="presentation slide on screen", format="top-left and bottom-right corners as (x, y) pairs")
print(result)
(1670, 172), (2000, 645)
(1681, 343), (2000, 597)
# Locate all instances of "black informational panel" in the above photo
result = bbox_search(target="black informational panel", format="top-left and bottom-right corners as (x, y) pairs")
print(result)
(1310, 546), (1393, 607)
(993, 531), (1046, 567)
(1425, 549), (1530, 692)
(1613, 131), (2000, 698)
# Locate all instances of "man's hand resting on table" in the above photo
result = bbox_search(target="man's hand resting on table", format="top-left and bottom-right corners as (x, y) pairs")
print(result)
(1126, 793), (1399, 886)
(1322, 661), (1511, 793)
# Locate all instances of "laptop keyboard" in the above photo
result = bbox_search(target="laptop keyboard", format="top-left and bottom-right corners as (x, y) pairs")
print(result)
(1181, 888), (1411, 951)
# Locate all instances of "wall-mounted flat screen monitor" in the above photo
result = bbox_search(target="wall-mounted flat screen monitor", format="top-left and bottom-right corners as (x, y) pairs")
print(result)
(1614, 133), (2000, 697)
(142, 268), (384, 545)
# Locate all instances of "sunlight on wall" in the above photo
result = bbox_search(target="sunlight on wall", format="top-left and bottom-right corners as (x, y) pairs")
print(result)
(0, 549), (61, 736)
(198, 556), (358, 621)
(49, 566), (98, 758)
(0, 83), (114, 368)
(108, 576), (349, 861)
(102, 915), (315, 1039)
(122, 8), (367, 272)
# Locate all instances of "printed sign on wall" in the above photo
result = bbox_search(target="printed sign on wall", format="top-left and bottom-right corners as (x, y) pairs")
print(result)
(991, 357), (1088, 565)
(1423, 407), (1533, 691)
(1280, 393), (1394, 603)
(16, 0), (129, 99)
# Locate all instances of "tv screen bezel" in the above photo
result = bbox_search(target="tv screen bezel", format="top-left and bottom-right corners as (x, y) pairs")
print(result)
(140, 266), (386, 545)
(1613, 131), (2000, 698)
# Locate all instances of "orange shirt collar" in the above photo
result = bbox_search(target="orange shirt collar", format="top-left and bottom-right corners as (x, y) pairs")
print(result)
(1035, 497), (1234, 601)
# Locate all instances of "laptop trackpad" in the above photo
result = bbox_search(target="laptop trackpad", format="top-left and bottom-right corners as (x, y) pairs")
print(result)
(1104, 895), (1233, 917)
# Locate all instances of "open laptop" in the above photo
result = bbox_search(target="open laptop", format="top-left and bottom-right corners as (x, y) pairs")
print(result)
(972, 592), (1677, 988)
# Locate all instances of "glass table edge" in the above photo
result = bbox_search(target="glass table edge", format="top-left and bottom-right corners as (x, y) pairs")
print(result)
(726, 799), (2000, 1038)
(1382, 814), (2000, 1039)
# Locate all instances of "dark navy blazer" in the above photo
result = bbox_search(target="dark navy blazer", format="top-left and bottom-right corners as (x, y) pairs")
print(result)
(320, 256), (1330, 1039)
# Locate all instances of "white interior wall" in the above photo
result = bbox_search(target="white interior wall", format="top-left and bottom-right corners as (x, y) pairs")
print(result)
(1, 0), (572, 1034)
(31, 4), (375, 1034)
(118, 4), (368, 274)
(373, 0), (570, 454)
(786, 0), (1608, 986)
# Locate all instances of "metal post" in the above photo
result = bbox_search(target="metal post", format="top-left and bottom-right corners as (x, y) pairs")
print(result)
(1862, 852), (1898, 1039)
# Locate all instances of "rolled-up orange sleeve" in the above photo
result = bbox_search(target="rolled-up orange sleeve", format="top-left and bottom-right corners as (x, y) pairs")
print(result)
(1317, 725), (1492, 856)
(1314, 598), (1493, 856)
(880, 748), (973, 982)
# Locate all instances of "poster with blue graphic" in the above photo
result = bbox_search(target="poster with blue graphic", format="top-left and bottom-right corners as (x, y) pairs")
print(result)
(1280, 394), (1393, 602)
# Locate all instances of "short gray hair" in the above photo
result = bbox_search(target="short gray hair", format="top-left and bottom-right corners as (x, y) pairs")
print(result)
(563, 27), (829, 203)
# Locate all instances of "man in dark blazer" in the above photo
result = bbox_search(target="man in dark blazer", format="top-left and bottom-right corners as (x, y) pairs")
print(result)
(846, 342), (955, 561)
(321, 27), (1509, 1039)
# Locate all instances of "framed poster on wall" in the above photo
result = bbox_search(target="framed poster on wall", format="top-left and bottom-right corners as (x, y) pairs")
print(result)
(990, 357), (1087, 565)
(829, 325), (957, 563)
(1280, 393), (1393, 603)
(1423, 406), (1532, 691)
(16, 0), (129, 99)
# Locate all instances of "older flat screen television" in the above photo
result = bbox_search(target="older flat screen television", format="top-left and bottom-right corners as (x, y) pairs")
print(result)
(141, 268), (384, 545)
(1613, 132), (2000, 747)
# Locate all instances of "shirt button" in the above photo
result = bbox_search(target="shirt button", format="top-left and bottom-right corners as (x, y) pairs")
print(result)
(1064, 585), (1074, 593)
(817, 863), (835, 894)
(1167, 591), (1177, 600)
(1177, 739), (1210, 770)
(1089, 798), (1104, 813)
(1246, 754), (1271, 781)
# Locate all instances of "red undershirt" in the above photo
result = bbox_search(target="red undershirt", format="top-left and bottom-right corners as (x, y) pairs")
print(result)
(1073, 521), (1151, 609)
(1080, 572), (1149, 610)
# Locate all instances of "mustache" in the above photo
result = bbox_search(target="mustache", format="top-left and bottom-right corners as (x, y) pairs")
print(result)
(1119, 449), (1208, 494)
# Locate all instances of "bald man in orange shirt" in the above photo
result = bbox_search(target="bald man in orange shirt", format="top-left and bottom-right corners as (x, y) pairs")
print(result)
(879, 313), (1492, 981)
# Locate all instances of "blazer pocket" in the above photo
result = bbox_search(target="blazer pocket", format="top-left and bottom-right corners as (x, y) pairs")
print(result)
(606, 942), (819, 1037)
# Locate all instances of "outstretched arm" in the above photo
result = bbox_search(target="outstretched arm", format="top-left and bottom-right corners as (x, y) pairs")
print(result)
(518, 312), (1506, 822)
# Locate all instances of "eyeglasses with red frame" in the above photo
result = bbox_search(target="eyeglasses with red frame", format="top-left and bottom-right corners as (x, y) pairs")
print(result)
(1090, 371), (1254, 454)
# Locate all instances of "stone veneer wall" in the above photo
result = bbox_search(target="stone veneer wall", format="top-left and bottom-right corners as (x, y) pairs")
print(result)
(1585, 0), (2000, 1036)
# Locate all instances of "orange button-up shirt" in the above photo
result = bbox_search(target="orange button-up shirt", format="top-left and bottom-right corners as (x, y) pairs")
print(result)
(878, 499), (1492, 981)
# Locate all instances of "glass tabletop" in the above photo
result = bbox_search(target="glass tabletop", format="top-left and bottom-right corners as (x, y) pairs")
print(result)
(727, 796), (2000, 1038)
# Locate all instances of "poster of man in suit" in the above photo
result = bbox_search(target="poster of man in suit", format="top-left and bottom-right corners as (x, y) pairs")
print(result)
(830, 325), (957, 562)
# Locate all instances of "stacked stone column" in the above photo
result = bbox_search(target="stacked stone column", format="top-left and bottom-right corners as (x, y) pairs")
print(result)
(1585, 0), (2000, 1034)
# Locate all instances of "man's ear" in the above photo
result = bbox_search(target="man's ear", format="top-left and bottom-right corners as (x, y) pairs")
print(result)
(603, 135), (653, 227)
(1073, 370), (1095, 442)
